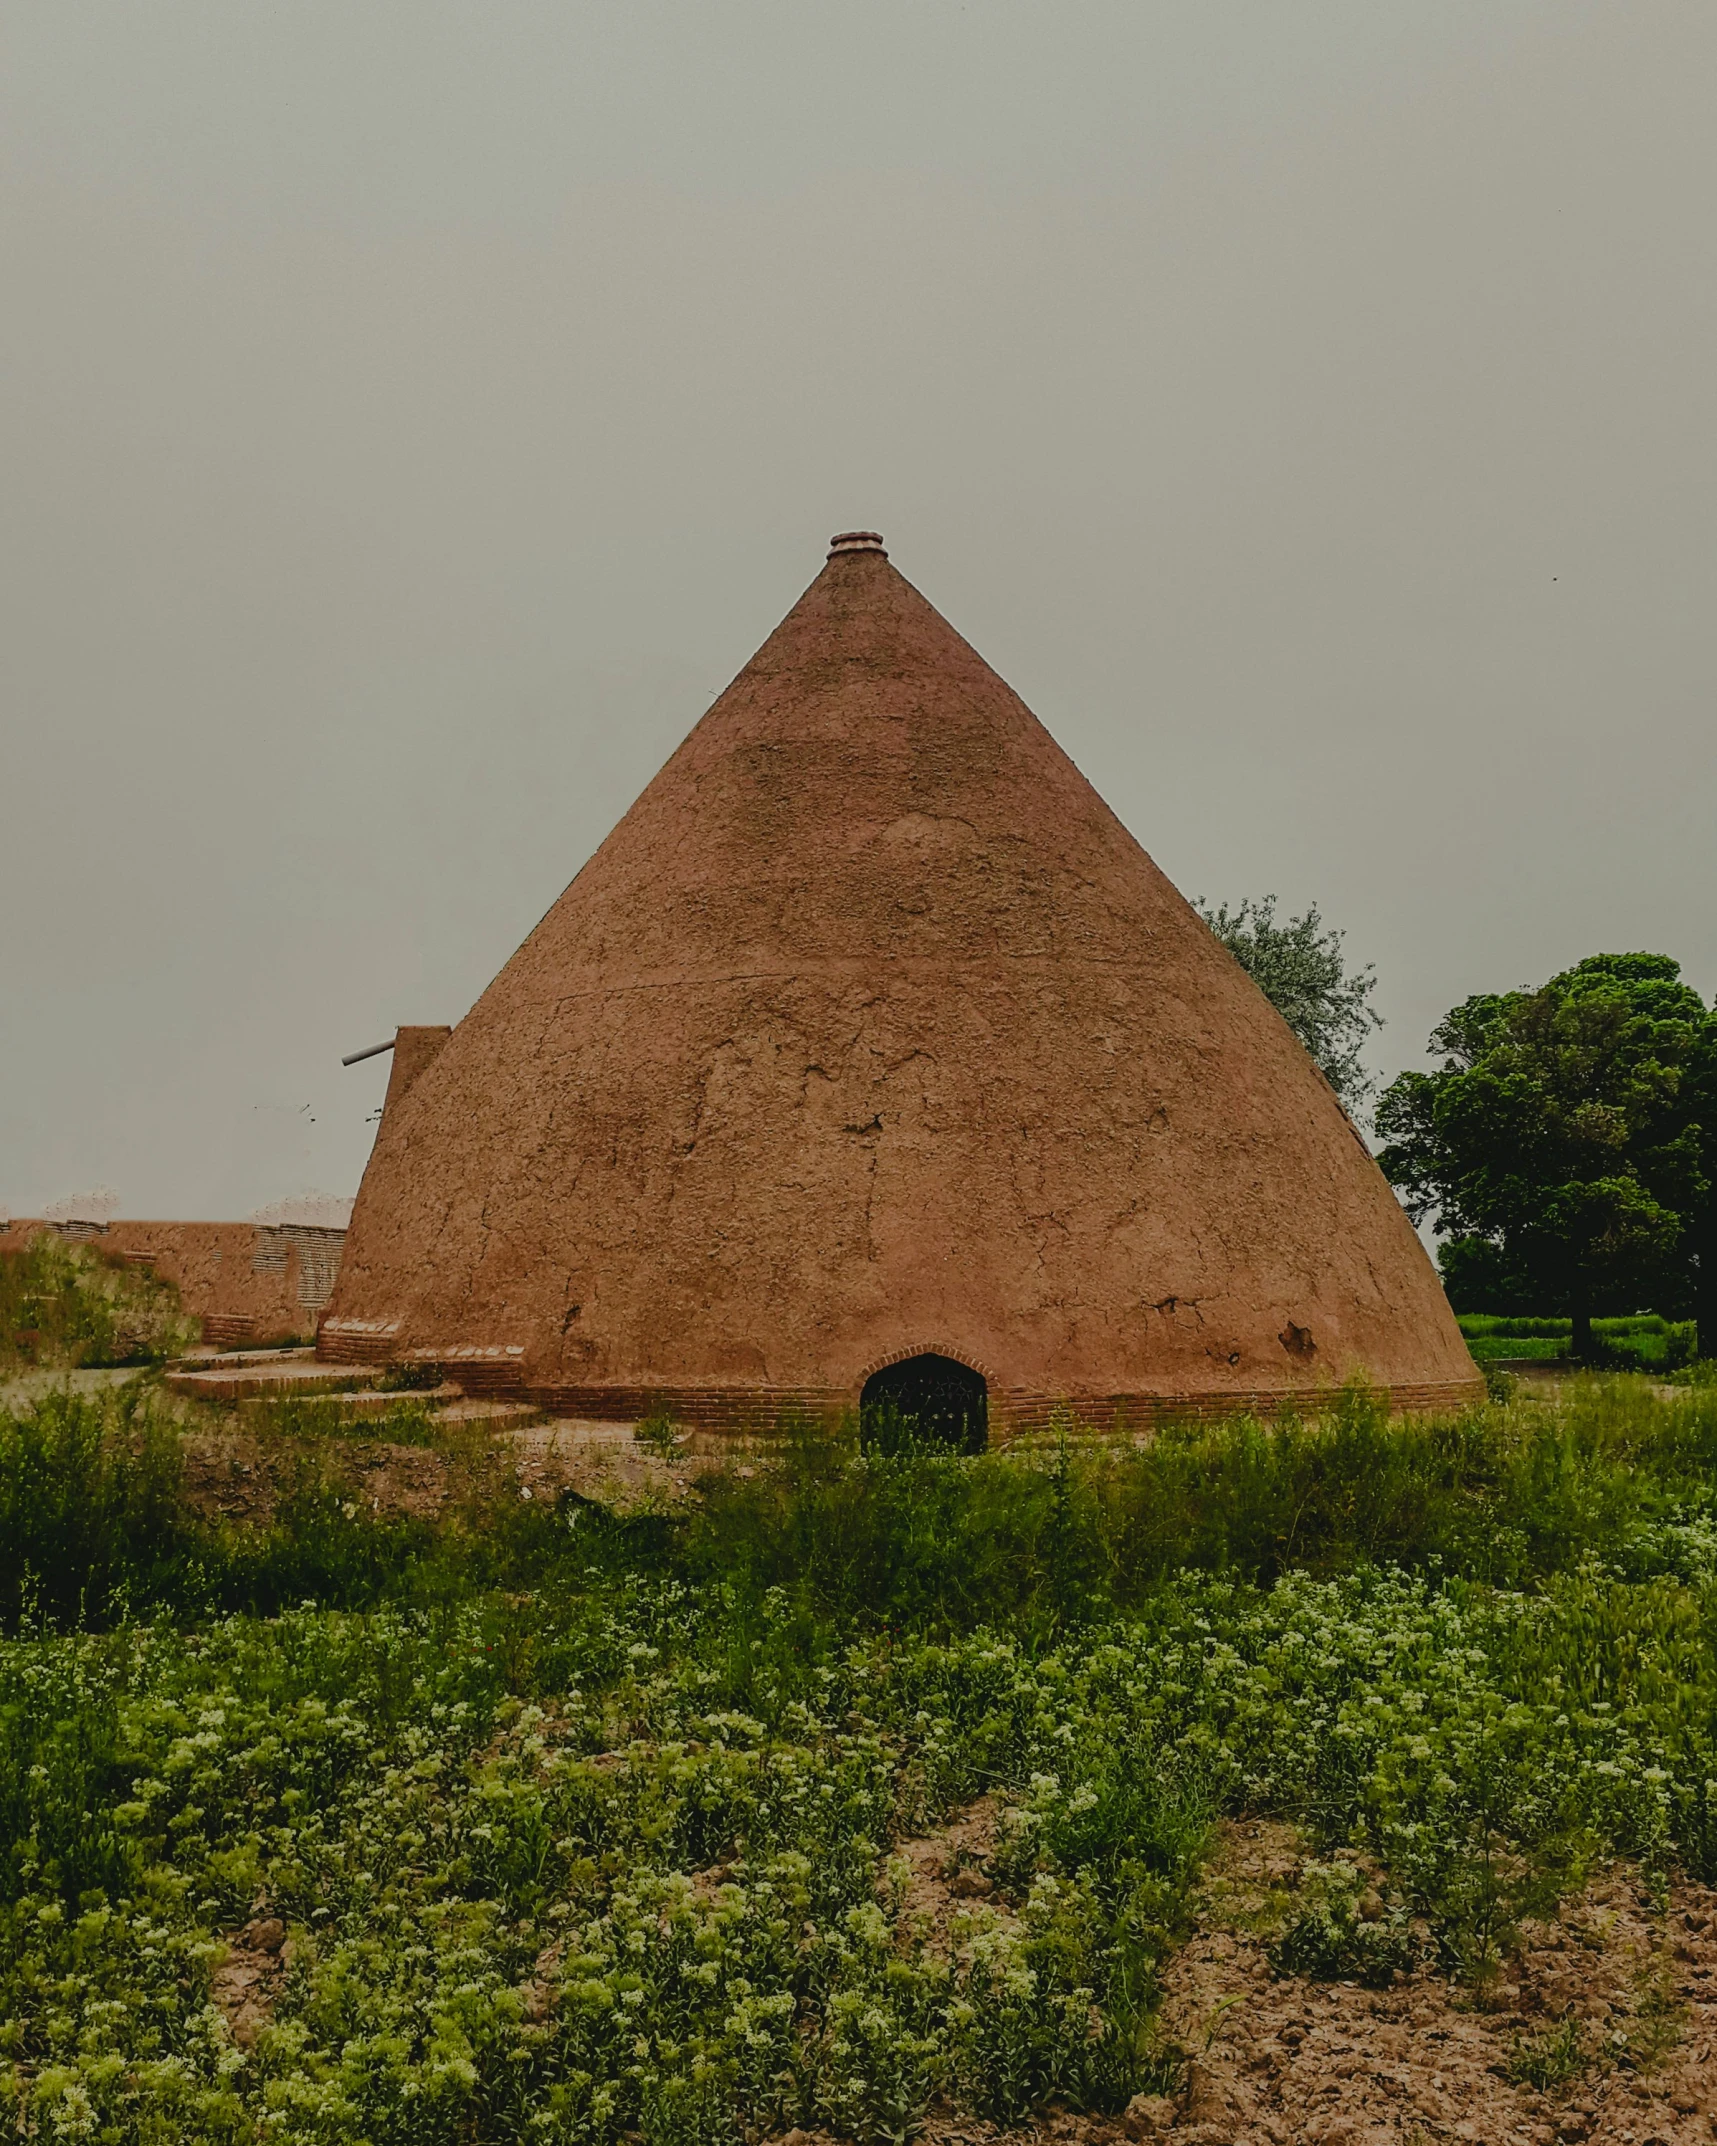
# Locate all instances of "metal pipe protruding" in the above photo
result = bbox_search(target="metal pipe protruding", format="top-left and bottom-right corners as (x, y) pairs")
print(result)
(341, 1039), (397, 1067)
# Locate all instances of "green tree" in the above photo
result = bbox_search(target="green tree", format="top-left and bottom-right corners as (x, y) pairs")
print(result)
(1197, 894), (1383, 1113)
(1685, 1012), (1717, 1357)
(1375, 953), (1712, 1357)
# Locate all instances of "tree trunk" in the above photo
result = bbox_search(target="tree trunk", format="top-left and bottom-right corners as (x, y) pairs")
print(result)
(1570, 1308), (1593, 1362)
(1696, 1242), (1717, 1364)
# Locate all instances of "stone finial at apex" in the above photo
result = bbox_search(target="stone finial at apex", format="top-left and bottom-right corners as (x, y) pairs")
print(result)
(828, 530), (886, 557)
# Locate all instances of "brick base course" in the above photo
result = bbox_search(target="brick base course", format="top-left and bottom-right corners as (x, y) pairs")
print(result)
(316, 1319), (1483, 1434)
(356, 1372), (1485, 1435)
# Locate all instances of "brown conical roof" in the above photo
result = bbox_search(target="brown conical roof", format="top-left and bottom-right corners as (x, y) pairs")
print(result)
(321, 536), (1478, 1427)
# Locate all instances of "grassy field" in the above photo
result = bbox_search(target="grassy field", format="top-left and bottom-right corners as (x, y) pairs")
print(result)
(1456, 1312), (1700, 1370)
(5, 1373), (1717, 2141)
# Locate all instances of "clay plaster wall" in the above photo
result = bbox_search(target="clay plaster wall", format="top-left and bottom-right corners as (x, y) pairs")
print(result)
(324, 541), (1481, 1426)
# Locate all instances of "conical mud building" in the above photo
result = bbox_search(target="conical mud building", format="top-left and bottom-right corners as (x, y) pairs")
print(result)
(321, 533), (1479, 1434)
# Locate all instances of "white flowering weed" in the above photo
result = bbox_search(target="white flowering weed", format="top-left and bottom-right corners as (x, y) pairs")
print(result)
(10, 1375), (1717, 2139)
(4, 1552), (1717, 2141)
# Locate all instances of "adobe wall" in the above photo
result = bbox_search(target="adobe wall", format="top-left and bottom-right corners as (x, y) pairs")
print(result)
(383, 1027), (452, 1115)
(323, 541), (1482, 1420)
(1, 1219), (346, 1346)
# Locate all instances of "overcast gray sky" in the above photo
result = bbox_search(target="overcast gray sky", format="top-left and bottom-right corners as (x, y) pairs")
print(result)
(3, 2), (1713, 1219)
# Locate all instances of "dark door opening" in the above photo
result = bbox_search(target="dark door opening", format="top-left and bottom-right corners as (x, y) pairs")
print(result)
(860, 1353), (988, 1454)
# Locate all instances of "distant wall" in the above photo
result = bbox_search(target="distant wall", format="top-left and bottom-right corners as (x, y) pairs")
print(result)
(0, 1219), (347, 1346)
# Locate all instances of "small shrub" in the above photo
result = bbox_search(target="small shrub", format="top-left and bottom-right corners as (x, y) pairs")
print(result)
(0, 1388), (187, 1629)
(1614, 1950), (1689, 2073)
(1457, 1314), (1699, 1374)
(1482, 1363), (1517, 1403)
(1466, 1335), (1565, 1363)
(1458, 1315), (1574, 1339)
(1267, 1862), (1417, 1988)
(1505, 2016), (1586, 2089)
(634, 1411), (685, 1457)
(376, 1359), (443, 1392)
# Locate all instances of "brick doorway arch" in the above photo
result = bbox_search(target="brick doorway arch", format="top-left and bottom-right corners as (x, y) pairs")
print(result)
(860, 1352), (987, 1454)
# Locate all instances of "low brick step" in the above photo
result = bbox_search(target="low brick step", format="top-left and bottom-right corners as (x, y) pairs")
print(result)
(166, 1347), (316, 1374)
(435, 1397), (548, 1427)
(236, 1383), (463, 1418)
(166, 1361), (383, 1403)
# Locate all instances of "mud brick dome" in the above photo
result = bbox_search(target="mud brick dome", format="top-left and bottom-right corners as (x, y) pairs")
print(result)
(320, 533), (1480, 1430)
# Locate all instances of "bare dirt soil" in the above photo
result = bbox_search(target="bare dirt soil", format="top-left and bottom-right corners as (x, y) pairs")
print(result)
(209, 1915), (289, 2049)
(177, 1425), (463, 1524)
(894, 1794), (1008, 1946)
(761, 1814), (1717, 2146)
(1135, 1819), (1717, 2146)
(175, 1415), (696, 1526)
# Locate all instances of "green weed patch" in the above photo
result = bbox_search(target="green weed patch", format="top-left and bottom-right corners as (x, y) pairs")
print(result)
(6, 1379), (1717, 2139)
(0, 1235), (195, 1370)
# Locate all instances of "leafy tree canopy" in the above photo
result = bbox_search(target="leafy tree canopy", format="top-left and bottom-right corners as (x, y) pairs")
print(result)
(1375, 952), (1713, 1347)
(1197, 894), (1382, 1113)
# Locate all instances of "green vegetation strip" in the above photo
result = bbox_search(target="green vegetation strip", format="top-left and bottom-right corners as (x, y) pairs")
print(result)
(1, 1236), (196, 1373)
(1456, 1313), (1700, 1371)
(6, 1379), (1717, 2141)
